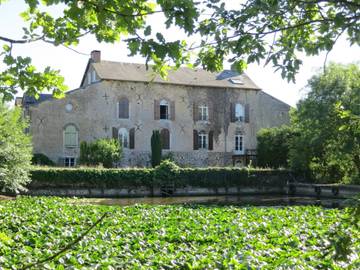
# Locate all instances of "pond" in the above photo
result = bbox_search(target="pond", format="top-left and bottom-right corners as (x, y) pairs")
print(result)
(73, 195), (347, 208)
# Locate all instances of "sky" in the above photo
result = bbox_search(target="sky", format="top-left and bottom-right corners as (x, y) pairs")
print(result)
(0, 1), (359, 107)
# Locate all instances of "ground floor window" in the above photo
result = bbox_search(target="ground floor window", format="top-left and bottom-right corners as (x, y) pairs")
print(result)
(198, 131), (208, 149)
(64, 157), (76, 167)
(235, 134), (244, 154)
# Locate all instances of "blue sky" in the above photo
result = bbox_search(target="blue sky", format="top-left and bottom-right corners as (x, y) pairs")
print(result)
(0, 1), (359, 107)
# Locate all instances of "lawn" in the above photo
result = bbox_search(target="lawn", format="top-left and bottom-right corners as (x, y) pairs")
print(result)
(0, 197), (359, 269)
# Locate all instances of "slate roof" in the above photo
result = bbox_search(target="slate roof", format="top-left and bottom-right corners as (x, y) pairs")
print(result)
(22, 94), (52, 106)
(91, 61), (260, 90)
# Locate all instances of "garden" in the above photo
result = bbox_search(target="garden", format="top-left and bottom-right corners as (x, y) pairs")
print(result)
(0, 196), (359, 269)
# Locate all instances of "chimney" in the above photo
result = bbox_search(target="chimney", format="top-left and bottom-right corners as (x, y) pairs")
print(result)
(90, 50), (101, 63)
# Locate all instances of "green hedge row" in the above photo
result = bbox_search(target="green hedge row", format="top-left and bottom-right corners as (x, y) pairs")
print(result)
(29, 166), (291, 189)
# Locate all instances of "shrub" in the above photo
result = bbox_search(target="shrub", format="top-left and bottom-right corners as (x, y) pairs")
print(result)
(153, 160), (180, 185)
(28, 166), (290, 189)
(31, 153), (55, 166)
(0, 103), (32, 192)
(151, 130), (162, 167)
(257, 125), (293, 168)
(79, 139), (122, 168)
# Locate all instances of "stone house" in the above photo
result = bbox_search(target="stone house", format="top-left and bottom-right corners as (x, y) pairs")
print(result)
(19, 50), (290, 167)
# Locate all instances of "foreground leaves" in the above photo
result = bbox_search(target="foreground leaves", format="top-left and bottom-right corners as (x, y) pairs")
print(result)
(0, 197), (359, 269)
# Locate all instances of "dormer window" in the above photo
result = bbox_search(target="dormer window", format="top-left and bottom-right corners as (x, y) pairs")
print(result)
(87, 70), (98, 84)
(87, 73), (91, 84)
(92, 70), (97, 82)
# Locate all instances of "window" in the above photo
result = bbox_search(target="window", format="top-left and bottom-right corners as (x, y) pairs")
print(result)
(92, 70), (97, 82)
(118, 97), (129, 119)
(235, 134), (244, 154)
(87, 72), (91, 84)
(64, 124), (78, 148)
(161, 129), (170, 149)
(160, 100), (169, 120)
(198, 131), (208, 149)
(64, 157), (76, 167)
(199, 105), (208, 121)
(118, 128), (129, 148)
(235, 103), (245, 122)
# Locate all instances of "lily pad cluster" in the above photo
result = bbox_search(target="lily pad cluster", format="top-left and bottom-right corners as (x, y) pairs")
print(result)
(0, 197), (359, 269)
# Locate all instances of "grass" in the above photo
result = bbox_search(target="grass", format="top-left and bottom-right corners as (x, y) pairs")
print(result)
(0, 196), (359, 269)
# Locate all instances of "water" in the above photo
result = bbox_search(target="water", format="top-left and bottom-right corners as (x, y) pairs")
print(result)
(73, 195), (347, 208)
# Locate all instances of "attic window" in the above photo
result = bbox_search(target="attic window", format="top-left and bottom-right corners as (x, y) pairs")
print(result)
(229, 78), (244, 84)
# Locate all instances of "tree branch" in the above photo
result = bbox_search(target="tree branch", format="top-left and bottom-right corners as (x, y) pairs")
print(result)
(20, 212), (109, 270)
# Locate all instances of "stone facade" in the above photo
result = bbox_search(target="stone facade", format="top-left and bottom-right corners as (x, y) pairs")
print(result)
(27, 53), (290, 167)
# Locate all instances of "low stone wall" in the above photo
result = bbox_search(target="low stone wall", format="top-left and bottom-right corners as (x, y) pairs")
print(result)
(25, 185), (285, 197)
(118, 150), (233, 167)
(289, 183), (360, 199)
(24, 183), (360, 199)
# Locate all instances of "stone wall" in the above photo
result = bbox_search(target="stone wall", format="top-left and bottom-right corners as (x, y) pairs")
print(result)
(29, 71), (290, 167)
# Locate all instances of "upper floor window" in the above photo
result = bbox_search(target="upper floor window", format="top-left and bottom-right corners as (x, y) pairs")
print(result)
(160, 100), (169, 120)
(235, 103), (245, 122)
(118, 97), (129, 119)
(198, 130), (208, 149)
(198, 105), (208, 121)
(64, 124), (78, 148)
(118, 128), (129, 148)
(234, 134), (244, 154)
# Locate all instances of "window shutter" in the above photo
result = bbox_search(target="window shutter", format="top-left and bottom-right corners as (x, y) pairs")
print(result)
(245, 104), (250, 123)
(230, 103), (235, 122)
(208, 130), (214, 150)
(154, 100), (160, 120)
(161, 129), (170, 149)
(193, 103), (198, 122)
(170, 101), (175, 120)
(193, 130), (198, 150)
(112, 127), (118, 139)
(129, 128), (135, 149)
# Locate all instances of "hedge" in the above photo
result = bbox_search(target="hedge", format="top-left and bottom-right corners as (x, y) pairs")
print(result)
(29, 166), (292, 189)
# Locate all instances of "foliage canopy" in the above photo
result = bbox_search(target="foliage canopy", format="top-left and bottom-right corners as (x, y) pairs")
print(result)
(289, 63), (360, 184)
(0, 0), (359, 100)
(0, 102), (32, 191)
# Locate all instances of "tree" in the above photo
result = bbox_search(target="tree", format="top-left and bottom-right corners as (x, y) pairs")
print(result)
(79, 139), (122, 168)
(0, 0), (359, 101)
(0, 102), (32, 192)
(289, 63), (360, 184)
(151, 130), (162, 168)
(257, 125), (293, 168)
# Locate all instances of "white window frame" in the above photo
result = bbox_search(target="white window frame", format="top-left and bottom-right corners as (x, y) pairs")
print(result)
(63, 125), (78, 148)
(234, 134), (244, 154)
(118, 128), (129, 148)
(159, 99), (169, 120)
(198, 131), (208, 149)
(64, 157), (76, 167)
(199, 105), (208, 121)
(235, 103), (245, 122)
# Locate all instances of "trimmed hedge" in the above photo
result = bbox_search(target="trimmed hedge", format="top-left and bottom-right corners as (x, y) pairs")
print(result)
(29, 166), (292, 189)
